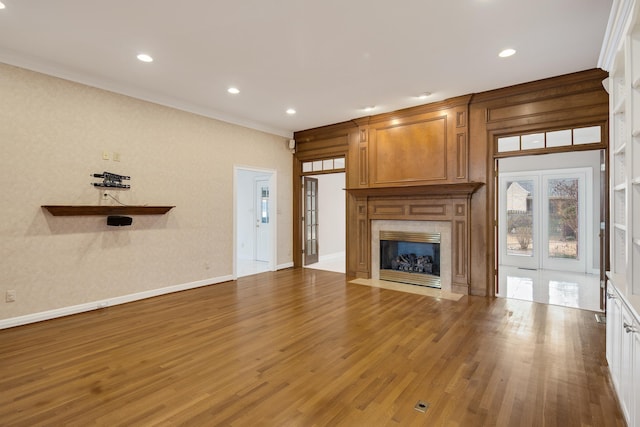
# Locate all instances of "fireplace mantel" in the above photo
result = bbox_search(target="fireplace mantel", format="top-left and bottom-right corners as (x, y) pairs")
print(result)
(345, 182), (483, 198)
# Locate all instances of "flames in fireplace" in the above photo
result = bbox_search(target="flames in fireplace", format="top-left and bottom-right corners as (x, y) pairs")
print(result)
(379, 231), (441, 288)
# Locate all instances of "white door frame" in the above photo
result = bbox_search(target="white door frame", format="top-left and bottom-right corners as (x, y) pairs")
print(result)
(233, 165), (277, 279)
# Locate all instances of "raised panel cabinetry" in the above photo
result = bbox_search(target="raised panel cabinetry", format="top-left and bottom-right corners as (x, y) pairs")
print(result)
(606, 284), (640, 425)
(633, 328), (640, 424)
(600, 1), (640, 425)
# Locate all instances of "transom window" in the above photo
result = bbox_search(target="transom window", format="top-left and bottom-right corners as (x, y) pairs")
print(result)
(302, 156), (345, 173)
(497, 126), (602, 153)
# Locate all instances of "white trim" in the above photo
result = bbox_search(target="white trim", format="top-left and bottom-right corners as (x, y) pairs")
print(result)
(319, 251), (346, 262)
(0, 275), (233, 330)
(277, 262), (294, 270)
(599, 0), (635, 71)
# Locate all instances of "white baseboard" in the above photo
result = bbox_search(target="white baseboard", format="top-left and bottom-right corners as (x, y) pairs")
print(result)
(0, 275), (234, 330)
(277, 261), (294, 270)
(319, 251), (345, 262)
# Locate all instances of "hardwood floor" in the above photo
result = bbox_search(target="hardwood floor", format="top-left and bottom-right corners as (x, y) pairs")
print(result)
(0, 268), (625, 426)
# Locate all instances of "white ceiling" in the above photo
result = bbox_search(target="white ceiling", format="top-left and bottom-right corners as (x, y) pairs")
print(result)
(0, 0), (613, 138)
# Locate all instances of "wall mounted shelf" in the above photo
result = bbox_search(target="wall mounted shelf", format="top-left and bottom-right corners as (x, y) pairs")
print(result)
(345, 182), (483, 198)
(42, 205), (174, 216)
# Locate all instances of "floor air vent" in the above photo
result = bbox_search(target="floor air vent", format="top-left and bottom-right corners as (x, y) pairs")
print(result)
(414, 400), (430, 413)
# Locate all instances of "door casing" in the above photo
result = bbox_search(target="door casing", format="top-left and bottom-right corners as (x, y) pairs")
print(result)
(233, 166), (277, 278)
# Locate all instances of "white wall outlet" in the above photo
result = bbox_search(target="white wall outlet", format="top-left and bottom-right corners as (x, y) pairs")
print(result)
(113, 152), (121, 162)
(6, 290), (16, 303)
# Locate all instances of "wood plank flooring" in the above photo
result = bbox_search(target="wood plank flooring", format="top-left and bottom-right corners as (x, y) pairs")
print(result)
(0, 268), (625, 426)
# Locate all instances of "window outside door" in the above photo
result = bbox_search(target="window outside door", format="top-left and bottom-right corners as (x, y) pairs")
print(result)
(499, 168), (590, 273)
(255, 180), (270, 262)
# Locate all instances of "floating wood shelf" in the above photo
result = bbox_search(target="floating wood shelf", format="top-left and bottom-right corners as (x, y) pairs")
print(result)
(345, 182), (483, 198)
(42, 205), (174, 216)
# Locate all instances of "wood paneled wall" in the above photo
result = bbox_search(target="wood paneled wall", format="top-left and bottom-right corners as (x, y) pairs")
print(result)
(292, 125), (350, 269)
(293, 69), (609, 296)
(345, 96), (472, 189)
(469, 69), (609, 296)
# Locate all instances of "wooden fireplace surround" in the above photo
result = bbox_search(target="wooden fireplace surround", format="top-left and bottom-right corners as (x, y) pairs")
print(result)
(294, 94), (482, 294)
(348, 183), (482, 294)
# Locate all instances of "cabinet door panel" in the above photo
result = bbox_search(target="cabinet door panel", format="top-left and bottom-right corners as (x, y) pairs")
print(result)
(607, 290), (623, 389)
(620, 305), (635, 421)
(606, 285), (618, 369)
(632, 327), (640, 427)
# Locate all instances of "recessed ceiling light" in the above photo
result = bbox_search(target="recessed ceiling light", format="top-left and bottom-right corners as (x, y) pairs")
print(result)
(0, 2), (5, 9)
(227, 87), (240, 94)
(364, 106), (376, 112)
(137, 53), (153, 63)
(498, 48), (516, 58)
(417, 92), (432, 100)
(286, 108), (296, 115)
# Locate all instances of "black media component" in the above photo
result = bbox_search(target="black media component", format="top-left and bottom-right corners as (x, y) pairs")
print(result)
(107, 216), (133, 226)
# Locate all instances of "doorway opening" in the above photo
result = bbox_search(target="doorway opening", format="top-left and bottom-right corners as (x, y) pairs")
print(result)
(496, 150), (603, 311)
(234, 166), (277, 278)
(302, 171), (346, 273)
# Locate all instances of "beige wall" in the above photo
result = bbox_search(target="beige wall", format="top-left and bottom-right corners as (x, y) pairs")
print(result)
(0, 63), (292, 323)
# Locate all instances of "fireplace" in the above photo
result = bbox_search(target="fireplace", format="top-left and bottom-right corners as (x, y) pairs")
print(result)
(379, 231), (441, 288)
(372, 220), (452, 292)
(348, 182), (482, 295)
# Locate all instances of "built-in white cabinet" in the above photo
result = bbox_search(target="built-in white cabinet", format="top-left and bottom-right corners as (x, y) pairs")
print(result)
(633, 328), (640, 424)
(606, 287), (622, 384)
(606, 284), (640, 425)
(601, 1), (640, 425)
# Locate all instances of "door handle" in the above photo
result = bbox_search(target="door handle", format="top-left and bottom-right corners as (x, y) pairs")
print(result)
(623, 322), (637, 333)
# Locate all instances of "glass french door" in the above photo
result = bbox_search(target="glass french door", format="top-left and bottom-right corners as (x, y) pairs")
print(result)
(303, 177), (319, 265)
(541, 172), (586, 272)
(499, 175), (539, 269)
(499, 168), (589, 273)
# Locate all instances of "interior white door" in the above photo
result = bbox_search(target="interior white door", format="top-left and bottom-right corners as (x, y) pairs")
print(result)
(255, 179), (270, 262)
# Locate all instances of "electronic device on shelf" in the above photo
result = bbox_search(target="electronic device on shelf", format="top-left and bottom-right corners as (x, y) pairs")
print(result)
(91, 171), (130, 189)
